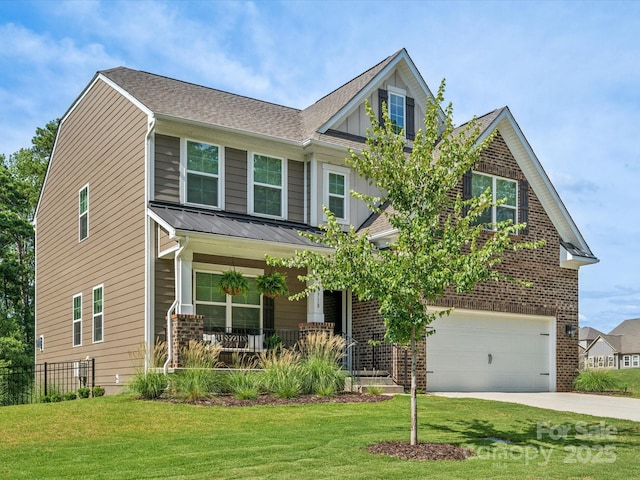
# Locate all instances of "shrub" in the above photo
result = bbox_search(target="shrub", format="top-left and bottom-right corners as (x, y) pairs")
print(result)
(92, 386), (106, 397)
(260, 348), (302, 398)
(77, 387), (91, 399)
(129, 371), (168, 400)
(50, 392), (63, 402)
(64, 391), (77, 401)
(574, 369), (622, 392)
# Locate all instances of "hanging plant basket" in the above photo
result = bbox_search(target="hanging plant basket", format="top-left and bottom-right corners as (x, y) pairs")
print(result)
(218, 270), (249, 296)
(256, 272), (289, 299)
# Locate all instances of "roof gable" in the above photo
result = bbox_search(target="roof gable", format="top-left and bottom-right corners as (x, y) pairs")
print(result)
(473, 107), (597, 265)
(303, 48), (440, 138)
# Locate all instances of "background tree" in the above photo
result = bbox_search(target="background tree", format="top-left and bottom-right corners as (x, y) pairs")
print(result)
(269, 83), (542, 446)
(0, 119), (58, 367)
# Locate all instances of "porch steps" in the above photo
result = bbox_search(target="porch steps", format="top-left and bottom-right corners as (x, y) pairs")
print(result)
(347, 371), (405, 394)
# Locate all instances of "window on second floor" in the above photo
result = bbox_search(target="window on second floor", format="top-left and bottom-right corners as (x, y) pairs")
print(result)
(79, 185), (89, 242)
(471, 172), (518, 230)
(323, 164), (350, 224)
(185, 140), (222, 208)
(250, 153), (286, 218)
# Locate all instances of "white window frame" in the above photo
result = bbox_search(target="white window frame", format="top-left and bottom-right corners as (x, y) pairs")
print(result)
(248, 152), (287, 220)
(181, 138), (224, 209)
(633, 355), (640, 367)
(72, 294), (82, 347)
(587, 357), (594, 368)
(322, 164), (350, 224)
(607, 355), (615, 367)
(193, 264), (263, 336)
(387, 86), (406, 136)
(623, 355), (630, 367)
(472, 172), (518, 231)
(79, 184), (89, 242)
(92, 285), (104, 344)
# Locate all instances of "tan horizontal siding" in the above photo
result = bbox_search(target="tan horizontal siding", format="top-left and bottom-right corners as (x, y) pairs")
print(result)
(35, 78), (148, 389)
(154, 258), (175, 342)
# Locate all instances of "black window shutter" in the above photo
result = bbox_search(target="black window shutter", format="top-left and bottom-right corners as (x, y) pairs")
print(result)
(462, 170), (472, 216)
(378, 88), (388, 126)
(519, 179), (529, 234)
(263, 297), (274, 331)
(406, 96), (415, 140)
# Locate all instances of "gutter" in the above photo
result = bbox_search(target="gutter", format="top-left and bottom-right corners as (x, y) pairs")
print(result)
(163, 236), (189, 374)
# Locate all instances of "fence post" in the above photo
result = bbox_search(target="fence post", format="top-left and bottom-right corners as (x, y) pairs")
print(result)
(44, 362), (48, 397)
(91, 358), (95, 389)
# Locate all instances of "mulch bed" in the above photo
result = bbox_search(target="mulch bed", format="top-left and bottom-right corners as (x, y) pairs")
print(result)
(367, 441), (473, 461)
(161, 392), (393, 407)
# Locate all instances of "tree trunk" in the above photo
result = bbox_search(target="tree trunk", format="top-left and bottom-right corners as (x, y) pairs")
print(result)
(410, 325), (418, 445)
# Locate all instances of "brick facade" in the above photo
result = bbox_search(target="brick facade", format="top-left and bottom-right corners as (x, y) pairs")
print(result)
(170, 313), (204, 368)
(350, 133), (580, 392)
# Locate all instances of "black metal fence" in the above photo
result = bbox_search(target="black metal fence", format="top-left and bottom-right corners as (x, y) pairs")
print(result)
(0, 360), (95, 406)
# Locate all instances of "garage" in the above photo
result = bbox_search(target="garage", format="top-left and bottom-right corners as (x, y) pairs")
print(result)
(426, 310), (555, 392)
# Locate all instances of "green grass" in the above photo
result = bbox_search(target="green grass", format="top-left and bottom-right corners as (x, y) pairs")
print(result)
(608, 368), (640, 398)
(0, 395), (639, 479)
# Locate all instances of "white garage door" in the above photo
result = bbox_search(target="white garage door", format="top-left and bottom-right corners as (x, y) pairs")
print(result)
(426, 311), (554, 392)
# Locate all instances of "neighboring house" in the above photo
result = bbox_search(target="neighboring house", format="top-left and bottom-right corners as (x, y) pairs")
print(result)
(579, 326), (604, 350)
(578, 326), (604, 369)
(34, 48), (597, 394)
(584, 319), (640, 369)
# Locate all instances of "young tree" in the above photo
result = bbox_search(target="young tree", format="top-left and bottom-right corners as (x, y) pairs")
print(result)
(269, 82), (542, 445)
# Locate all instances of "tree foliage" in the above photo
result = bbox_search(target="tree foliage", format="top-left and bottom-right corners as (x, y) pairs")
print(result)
(0, 119), (58, 367)
(268, 82), (542, 444)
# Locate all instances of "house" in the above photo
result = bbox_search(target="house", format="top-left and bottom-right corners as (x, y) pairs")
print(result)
(34, 48), (597, 394)
(579, 326), (604, 350)
(584, 319), (640, 369)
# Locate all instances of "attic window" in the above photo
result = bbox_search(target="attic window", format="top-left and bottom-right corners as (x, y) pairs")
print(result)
(378, 88), (415, 140)
(389, 91), (405, 135)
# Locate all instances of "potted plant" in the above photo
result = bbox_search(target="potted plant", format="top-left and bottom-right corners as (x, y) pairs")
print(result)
(218, 270), (249, 296)
(256, 271), (289, 299)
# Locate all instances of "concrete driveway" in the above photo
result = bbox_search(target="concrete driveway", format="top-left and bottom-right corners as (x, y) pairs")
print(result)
(434, 392), (640, 422)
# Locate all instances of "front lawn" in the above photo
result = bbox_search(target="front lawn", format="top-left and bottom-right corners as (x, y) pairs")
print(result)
(608, 368), (640, 398)
(0, 394), (638, 479)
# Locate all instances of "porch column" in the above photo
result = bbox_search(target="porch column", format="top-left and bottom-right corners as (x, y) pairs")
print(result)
(307, 284), (324, 323)
(177, 250), (193, 314)
(171, 313), (204, 368)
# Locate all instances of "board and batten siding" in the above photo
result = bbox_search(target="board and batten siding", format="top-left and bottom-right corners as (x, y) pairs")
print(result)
(35, 78), (148, 393)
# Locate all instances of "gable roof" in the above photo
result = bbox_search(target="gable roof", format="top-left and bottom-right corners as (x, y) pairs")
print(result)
(579, 326), (605, 342)
(609, 318), (640, 353)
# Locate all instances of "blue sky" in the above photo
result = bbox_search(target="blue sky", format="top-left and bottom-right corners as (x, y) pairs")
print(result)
(1, 0), (638, 333)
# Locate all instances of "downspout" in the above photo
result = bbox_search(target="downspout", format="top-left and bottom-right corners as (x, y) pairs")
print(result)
(163, 236), (189, 374)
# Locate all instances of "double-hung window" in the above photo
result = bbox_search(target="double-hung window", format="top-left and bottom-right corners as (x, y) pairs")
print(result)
(194, 271), (262, 333)
(323, 164), (350, 223)
(72, 294), (82, 347)
(633, 355), (640, 367)
(79, 185), (89, 241)
(471, 173), (517, 230)
(93, 285), (103, 343)
(250, 153), (285, 218)
(388, 90), (405, 135)
(185, 140), (221, 208)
